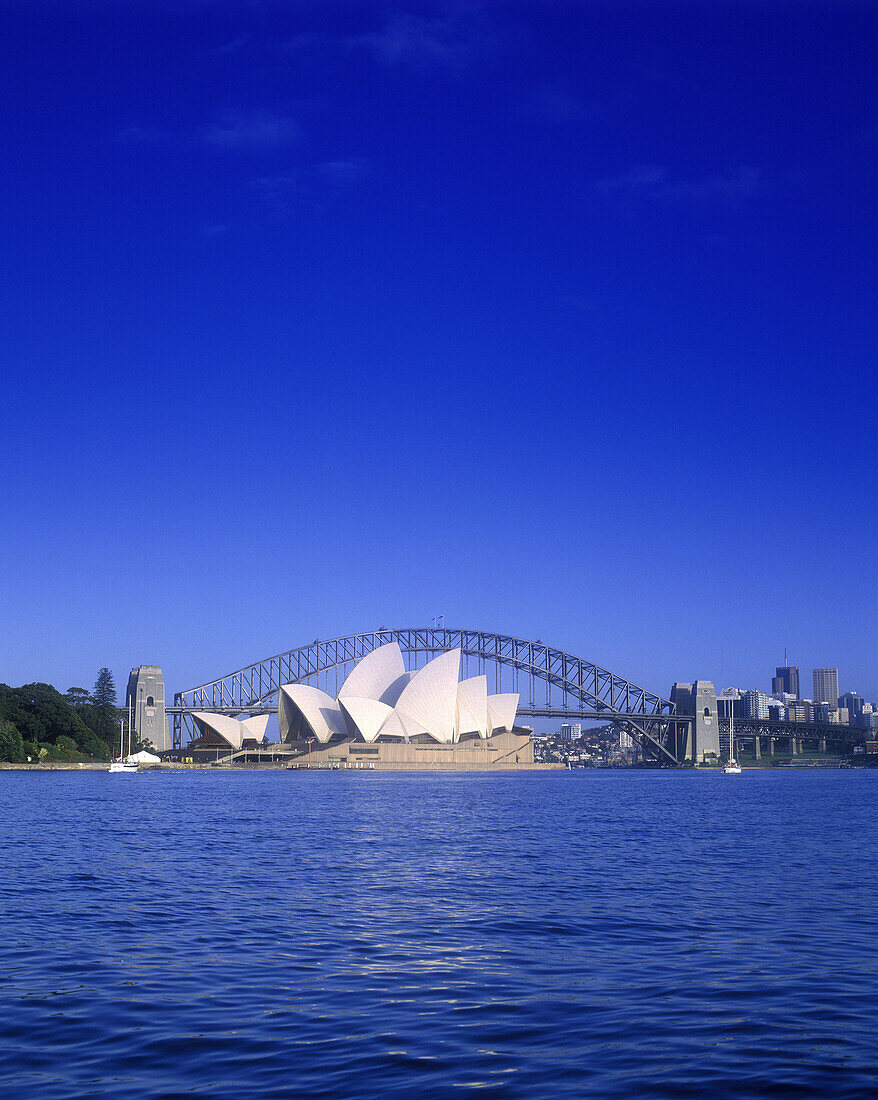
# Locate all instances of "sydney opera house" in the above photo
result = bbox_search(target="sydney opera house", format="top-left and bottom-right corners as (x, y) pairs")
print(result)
(190, 643), (538, 769)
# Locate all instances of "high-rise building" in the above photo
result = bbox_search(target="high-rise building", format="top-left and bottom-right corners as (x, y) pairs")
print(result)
(717, 690), (744, 720)
(772, 666), (799, 698)
(743, 690), (772, 719)
(812, 668), (839, 705)
(559, 722), (581, 741)
(839, 692), (864, 718)
(815, 704), (849, 726)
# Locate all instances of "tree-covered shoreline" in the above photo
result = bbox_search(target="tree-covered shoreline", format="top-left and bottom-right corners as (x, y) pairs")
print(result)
(0, 669), (124, 763)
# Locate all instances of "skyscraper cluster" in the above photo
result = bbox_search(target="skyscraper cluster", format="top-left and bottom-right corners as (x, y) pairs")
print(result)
(719, 664), (878, 731)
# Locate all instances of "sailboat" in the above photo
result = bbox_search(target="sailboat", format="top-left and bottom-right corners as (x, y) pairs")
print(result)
(109, 712), (139, 773)
(724, 701), (742, 774)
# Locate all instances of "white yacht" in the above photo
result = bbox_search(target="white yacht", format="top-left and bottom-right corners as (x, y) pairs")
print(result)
(108, 759), (139, 773)
(108, 714), (139, 773)
(724, 703), (742, 773)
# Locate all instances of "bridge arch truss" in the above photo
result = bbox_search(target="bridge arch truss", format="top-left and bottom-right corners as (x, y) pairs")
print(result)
(172, 627), (681, 763)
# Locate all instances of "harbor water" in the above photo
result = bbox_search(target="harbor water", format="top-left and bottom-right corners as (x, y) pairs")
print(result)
(1, 768), (876, 1097)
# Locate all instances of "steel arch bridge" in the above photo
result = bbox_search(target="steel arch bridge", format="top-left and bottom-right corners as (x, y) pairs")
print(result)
(171, 627), (687, 764)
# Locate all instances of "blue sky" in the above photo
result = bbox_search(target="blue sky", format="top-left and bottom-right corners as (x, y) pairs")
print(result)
(1, 1), (875, 704)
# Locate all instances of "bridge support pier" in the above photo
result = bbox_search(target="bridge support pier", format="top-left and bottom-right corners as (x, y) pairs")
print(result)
(754, 736), (761, 761)
(769, 737), (775, 756)
(791, 736), (799, 755)
(819, 737), (827, 753)
(670, 681), (719, 764)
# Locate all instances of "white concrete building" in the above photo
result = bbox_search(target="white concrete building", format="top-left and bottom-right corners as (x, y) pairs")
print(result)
(191, 712), (270, 751)
(743, 690), (773, 719)
(279, 642), (519, 745)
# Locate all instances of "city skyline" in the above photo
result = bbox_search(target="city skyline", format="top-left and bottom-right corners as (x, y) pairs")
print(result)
(1, 2), (875, 701)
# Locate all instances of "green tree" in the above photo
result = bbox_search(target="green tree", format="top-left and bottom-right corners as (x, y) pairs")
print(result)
(91, 668), (118, 745)
(65, 686), (92, 708)
(82, 736), (111, 761)
(0, 683), (92, 747)
(55, 735), (78, 757)
(93, 668), (116, 709)
(0, 720), (25, 763)
(80, 704), (103, 738)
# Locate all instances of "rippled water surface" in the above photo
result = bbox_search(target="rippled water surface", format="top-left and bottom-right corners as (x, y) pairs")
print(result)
(1, 769), (877, 1097)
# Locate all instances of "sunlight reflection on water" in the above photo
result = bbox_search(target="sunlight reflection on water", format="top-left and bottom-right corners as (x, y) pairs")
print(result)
(0, 769), (877, 1097)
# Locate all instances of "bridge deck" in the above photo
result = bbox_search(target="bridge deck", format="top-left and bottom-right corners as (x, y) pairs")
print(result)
(168, 628), (865, 759)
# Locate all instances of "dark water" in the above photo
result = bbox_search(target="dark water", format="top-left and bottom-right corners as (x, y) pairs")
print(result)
(1, 769), (877, 1098)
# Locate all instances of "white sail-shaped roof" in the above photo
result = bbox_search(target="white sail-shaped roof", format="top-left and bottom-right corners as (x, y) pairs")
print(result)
(192, 711), (256, 750)
(339, 696), (394, 742)
(241, 714), (269, 743)
(338, 642), (407, 705)
(397, 711), (433, 739)
(375, 710), (407, 739)
(456, 675), (488, 739)
(487, 693), (519, 733)
(279, 684), (348, 743)
(381, 671), (413, 706)
(273, 646), (525, 752)
(394, 649), (460, 744)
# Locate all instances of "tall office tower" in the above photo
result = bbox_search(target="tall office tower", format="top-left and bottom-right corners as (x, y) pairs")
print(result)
(838, 692), (864, 719)
(772, 666), (800, 698)
(125, 665), (170, 752)
(812, 668), (839, 705)
(559, 722), (581, 741)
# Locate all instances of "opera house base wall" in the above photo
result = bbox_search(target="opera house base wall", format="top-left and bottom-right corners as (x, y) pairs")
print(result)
(286, 730), (556, 771)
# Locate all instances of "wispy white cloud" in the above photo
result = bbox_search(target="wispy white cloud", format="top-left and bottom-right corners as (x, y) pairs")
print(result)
(314, 158), (371, 185)
(201, 110), (300, 151)
(254, 158), (372, 212)
(349, 6), (497, 72)
(253, 172), (298, 193)
(560, 294), (598, 315)
(278, 31), (335, 63)
(276, 7), (497, 77)
(525, 85), (594, 125)
(595, 164), (762, 202)
(212, 35), (250, 57)
(116, 126), (167, 144)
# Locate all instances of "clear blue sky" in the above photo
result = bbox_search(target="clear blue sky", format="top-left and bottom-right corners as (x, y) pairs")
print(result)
(1, 1), (875, 704)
